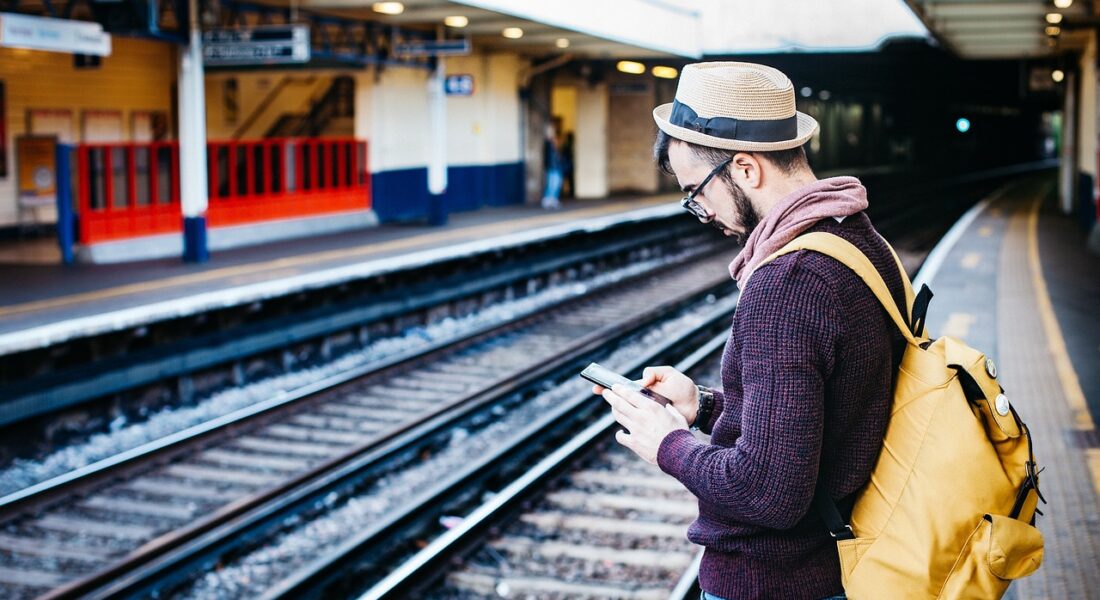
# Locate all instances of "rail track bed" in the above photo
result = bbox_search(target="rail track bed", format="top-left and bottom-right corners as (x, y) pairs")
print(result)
(433, 446), (700, 600)
(355, 336), (728, 600)
(0, 243), (735, 599)
(0, 170), (1040, 599)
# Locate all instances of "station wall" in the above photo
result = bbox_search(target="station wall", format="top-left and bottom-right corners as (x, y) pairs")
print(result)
(575, 82), (609, 199)
(607, 75), (659, 194)
(203, 72), (344, 140)
(552, 78), (611, 200)
(550, 73), (661, 199)
(0, 39), (177, 228)
(357, 52), (526, 222)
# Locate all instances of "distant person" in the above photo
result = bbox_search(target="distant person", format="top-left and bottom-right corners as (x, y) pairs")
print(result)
(542, 122), (563, 209)
(594, 62), (907, 599)
(561, 131), (575, 198)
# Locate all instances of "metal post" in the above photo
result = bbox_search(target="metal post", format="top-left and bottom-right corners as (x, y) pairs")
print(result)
(54, 143), (75, 265)
(426, 31), (448, 226)
(179, 0), (209, 262)
(1060, 70), (1077, 216)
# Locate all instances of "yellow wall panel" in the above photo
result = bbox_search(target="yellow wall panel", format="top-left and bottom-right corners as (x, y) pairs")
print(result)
(0, 38), (177, 226)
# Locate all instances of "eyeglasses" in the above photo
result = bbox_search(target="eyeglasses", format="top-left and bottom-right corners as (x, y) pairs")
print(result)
(680, 158), (731, 222)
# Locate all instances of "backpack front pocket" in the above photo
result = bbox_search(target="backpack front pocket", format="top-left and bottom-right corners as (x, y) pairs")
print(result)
(938, 514), (1043, 599)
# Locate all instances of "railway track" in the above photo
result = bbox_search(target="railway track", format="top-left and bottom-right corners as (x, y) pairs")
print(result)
(0, 239), (736, 599)
(365, 334), (728, 600)
(219, 174), (1026, 599)
(0, 170), (1047, 599)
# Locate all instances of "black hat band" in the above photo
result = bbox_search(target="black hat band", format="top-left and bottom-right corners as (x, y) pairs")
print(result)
(669, 100), (798, 142)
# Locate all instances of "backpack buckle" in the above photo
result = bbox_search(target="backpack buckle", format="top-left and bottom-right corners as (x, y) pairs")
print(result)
(830, 524), (855, 540)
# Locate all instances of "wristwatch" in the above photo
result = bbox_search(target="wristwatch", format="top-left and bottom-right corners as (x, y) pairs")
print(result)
(692, 385), (716, 431)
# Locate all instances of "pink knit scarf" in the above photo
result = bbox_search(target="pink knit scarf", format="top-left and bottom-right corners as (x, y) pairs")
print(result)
(729, 176), (869, 287)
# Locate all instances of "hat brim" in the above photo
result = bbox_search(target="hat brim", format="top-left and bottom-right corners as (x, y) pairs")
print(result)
(653, 102), (818, 152)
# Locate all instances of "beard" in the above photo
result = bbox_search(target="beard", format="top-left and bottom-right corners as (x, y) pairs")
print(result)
(714, 177), (761, 246)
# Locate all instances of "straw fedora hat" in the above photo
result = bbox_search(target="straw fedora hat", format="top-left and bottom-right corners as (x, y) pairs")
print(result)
(653, 62), (818, 152)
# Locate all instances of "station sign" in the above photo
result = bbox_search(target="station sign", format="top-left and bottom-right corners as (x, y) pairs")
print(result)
(394, 38), (470, 57)
(0, 12), (111, 56)
(203, 24), (310, 66)
(444, 74), (474, 96)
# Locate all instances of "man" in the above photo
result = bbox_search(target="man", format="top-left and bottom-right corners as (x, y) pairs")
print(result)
(542, 120), (564, 209)
(596, 62), (908, 599)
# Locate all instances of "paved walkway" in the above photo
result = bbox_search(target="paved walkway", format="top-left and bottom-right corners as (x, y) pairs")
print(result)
(924, 173), (1100, 598)
(0, 195), (678, 346)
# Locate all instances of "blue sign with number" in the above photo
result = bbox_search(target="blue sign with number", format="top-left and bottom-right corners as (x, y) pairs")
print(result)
(445, 74), (474, 96)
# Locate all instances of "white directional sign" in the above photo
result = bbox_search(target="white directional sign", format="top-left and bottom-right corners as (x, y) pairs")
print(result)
(444, 74), (474, 96)
(203, 25), (310, 66)
(394, 38), (470, 57)
(0, 12), (111, 56)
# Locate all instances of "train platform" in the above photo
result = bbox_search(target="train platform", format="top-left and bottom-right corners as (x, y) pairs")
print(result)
(0, 194), (679, 354)
(919, 173), (1100, 596)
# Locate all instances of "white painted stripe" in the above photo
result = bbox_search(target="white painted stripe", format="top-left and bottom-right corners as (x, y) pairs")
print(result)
(0, 202), (681, 355)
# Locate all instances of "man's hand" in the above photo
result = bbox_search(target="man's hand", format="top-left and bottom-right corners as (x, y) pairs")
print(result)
(590, 366), (699, 425)
(601, 383), (689, 465)
(638, 365), (700, 426)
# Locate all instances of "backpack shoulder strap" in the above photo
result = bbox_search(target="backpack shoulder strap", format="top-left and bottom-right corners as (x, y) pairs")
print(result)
(879, 233), (916, 315)
(760, 232), (920, 346)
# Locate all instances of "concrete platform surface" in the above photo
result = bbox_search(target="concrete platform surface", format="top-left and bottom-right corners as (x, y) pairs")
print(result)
(0, 195), (680, 353)
(923, 173), (1100, 598)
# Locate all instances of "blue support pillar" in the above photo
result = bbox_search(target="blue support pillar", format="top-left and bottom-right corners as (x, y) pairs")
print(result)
(427, 192), (447, 226)
(183, 216), (208, 263)
(54, 143), (75, 265)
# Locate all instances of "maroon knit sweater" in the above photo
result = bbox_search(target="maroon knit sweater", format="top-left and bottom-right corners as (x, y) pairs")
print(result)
(657, 213), (907, 600)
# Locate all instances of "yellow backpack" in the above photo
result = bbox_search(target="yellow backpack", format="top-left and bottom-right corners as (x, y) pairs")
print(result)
(765, 232), (1046, 599)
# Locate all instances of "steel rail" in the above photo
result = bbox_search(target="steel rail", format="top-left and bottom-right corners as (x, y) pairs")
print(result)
(352, 327), (732, 599)
(305, 167), (1050, 600)
(0, 233), (718, 516)
(0, 216), (701, 426)
(43, 253), (738, 599)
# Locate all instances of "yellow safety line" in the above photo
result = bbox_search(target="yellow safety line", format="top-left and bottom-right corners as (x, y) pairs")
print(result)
(1026, 195), (1096, 432)
(1088, 449), (1100, 502)
(0, 198), (670, 318)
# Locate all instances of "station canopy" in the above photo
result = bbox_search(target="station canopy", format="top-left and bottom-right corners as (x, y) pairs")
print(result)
(905, 0), (1093, 59)
(293, 0), (932, 59)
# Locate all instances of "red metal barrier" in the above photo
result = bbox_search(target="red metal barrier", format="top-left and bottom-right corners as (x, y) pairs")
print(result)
(206, 138), (369, 227)
(76, 138), (370, 244)
(77, 143), (181, 243)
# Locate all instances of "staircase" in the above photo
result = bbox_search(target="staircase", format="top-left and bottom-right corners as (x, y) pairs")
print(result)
(264, 77), (355, 138)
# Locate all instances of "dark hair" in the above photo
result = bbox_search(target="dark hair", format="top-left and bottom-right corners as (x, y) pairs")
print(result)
(653, 129), (809, 178)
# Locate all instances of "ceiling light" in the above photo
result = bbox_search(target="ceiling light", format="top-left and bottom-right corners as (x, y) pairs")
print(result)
(651, 66), (678, 79)
(502, 27), (523, 39)
(372, 2), (404, 15)
(1052, 69), (1065, 82)
(444, 15), (468, 28)
(1053, 0), (1072, 8)
(555, 38), (570, 49)
(1046, 26), (1061, 36)
(616, 60), (645, 75)
(1046, 13), (1063, 24)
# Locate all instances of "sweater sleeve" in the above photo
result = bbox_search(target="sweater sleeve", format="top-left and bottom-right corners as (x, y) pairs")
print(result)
(657, 258), (841, 530)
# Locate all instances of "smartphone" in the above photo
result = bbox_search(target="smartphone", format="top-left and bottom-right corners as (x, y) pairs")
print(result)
(580, 362), (671, 406)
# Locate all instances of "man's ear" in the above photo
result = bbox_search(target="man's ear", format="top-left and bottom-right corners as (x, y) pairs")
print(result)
(731, 152), (763, 189)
